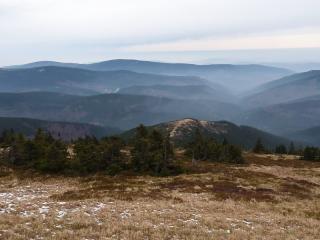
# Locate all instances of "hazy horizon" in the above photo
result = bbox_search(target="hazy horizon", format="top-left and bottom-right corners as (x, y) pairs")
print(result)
(2, 48), (320, 72)
(1, 0), (320, 66)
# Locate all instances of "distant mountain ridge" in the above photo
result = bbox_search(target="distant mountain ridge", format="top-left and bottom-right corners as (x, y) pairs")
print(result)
(240, 94), (320, 135)
(2, 91), (317, 136)
(286, 126), (320, 147)
(122, 118), (294, 149)
(4, 59), (317, 140)
(118, 84), (234, 102)
(0, 66), (212, 96)
(243, 70), (320, 107)
(0, 92), (241, 130)
(6, 59), (293, 93)
(6, 61), (82, 69)
(0, 117), (119, 141)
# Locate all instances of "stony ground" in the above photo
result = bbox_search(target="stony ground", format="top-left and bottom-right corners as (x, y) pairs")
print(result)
(0, 153), (320, 240)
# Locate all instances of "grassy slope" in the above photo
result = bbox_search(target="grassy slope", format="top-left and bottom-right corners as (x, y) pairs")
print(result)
(0, 152), (319, 239)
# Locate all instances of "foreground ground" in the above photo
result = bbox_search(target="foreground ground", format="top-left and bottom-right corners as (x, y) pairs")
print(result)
(0, 153), (320, 240)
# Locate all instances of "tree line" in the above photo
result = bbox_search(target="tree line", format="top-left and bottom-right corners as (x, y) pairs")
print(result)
(252, 138), (320, 162)
(2, 126), (317, 176)
(0, 125), (245, 175)
(185, 129), (244, 164)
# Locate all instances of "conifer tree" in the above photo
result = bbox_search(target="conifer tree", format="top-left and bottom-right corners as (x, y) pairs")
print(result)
(131, 124), (150, 171)
(303, 146), (319, 161)
(9, 133), (27, 166)
(288, 142), (296, 155)
(131, 125), (176, 174)
(275, 144), (287, 154)
(253, 138), (265, 153)
(73, 136), (102, 173)
(185, 128), (244, 164)
(38, 141), (68, 172)
(222, 138), (228, 145)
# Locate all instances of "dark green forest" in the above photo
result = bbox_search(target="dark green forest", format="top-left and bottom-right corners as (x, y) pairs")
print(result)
(0, 126), (317, 176)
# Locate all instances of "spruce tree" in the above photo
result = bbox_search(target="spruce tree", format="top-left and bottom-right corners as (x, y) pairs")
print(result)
(131, 124), (150, 171)
(9, 133), (27, 166)
(275, 145), (287, 154)
(303, 146), (319, 161)
(222, 138), (228, 145)
(100, 136), (124, 174)
(288, 142), (296, 155)
(73, 136), (102, 174)
(38, 141), (67, 172)
(253, 138), (265, 153)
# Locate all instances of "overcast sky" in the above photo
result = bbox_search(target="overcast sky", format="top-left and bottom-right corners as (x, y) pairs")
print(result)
(1, 0), (320, 65)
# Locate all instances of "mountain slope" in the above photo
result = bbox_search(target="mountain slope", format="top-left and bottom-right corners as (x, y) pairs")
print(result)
(118, 84), (234, 102)
(7, 59), (293, 93)
(240, 95), (320, 135)
(0, 66), (210, 96)
(6, 61), (82, 69)
(75, 60), (295, 92)
(0, 92), (241, 130)
(0, 92), (81, 120)
(57, 94), (241, 129)
(0, 117), (119, 141)
(244, 70), (320, 107)
(286, 126), (320, 147)
(122, 118), (293, 149)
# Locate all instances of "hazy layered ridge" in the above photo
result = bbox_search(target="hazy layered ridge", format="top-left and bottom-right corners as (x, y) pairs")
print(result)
(0, 117), (119, 141)
(7, 59), (293, 93)
(0, 92), (241, 129)
(285, 126), (320, 147)
(2, 59), (318, 139)
(243, 70), (320, 107)
(239, 95), (320, 135)
(0, 66), (215, 96)
(118, 84), (234, 102)
(122, 118), (293, 149)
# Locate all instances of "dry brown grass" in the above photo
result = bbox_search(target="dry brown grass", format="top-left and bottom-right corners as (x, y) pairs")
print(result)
(0, 153), (320, 239)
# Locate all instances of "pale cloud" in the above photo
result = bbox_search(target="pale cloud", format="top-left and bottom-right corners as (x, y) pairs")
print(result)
(0, 0), (320, 64)
(123, 29), (320, 52)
